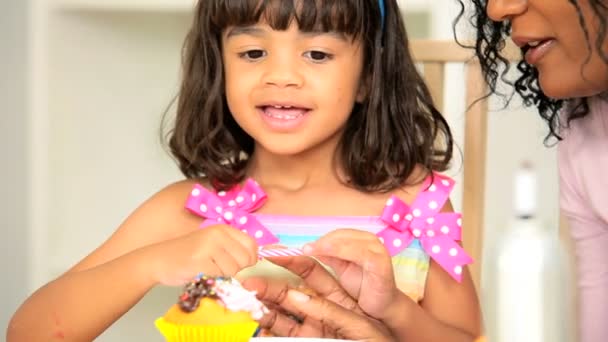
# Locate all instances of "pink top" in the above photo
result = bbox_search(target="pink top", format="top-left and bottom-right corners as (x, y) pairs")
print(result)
(558, 96), (608, 342)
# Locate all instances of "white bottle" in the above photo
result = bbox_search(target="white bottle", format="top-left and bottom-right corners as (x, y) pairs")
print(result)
(482, 162), (575, 342)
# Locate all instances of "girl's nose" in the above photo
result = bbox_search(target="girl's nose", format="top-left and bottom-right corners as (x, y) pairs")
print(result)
(486, 0), (527, 22)
(262, 56), (304, 89)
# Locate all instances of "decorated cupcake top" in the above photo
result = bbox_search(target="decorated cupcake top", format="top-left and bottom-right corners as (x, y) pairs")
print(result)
(177, 275), (268, 320)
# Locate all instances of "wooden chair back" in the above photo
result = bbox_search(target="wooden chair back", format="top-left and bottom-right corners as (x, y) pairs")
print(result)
(410, 40), (519, 288)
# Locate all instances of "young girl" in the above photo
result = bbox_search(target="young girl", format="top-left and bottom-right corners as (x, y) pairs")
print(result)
(8, 0), (481, 341)
(457, 1), (608, 341)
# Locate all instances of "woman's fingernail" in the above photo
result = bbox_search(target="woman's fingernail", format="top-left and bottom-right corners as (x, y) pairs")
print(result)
(302, 244), (314, 255)
(288, 290), (310, 302)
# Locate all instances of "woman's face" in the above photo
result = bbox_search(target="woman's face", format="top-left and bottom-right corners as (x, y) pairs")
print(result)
(487, 0), (608, 99)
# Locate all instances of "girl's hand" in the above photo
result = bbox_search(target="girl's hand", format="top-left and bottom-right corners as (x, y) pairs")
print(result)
(143, 224), (259, 286)
(243, 256), (393, 341)
(303, 229), (401, 320)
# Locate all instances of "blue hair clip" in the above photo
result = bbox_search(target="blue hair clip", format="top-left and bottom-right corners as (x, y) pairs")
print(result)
(378, 0), (386, 28)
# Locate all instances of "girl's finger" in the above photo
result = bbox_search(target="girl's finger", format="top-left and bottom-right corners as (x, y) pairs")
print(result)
(221, 227), (259, 264)
(305, 229), (387, 258)
(312, 229), (380, 247)
(212, 246), (241, 276)
(222, 236), (259, 270)
(312, 255), (362, 298)
(194, 258), (223, 280)
(305, 237), (391, 275)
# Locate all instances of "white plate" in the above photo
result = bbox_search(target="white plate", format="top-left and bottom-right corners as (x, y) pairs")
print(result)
(251, 339), (353, 342)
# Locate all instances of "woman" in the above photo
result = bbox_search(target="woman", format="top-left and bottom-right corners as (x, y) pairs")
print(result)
(457, 1), (608, 341)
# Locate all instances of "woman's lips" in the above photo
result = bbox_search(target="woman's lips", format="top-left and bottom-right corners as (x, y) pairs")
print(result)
(524, 39), (556, 65)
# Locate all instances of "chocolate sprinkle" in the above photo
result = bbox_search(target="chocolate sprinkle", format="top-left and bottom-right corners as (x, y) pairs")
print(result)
(177, 275), (221, 313)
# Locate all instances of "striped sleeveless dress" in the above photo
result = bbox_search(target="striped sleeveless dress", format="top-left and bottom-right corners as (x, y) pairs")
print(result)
(236, 214), (430, 302)
(186, 173), (467, 303)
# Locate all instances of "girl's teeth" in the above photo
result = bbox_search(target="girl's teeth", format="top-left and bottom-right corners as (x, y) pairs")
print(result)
(267, 113), (301, 119)
(262, 105), (307, 120)
(528, 41), (541, 47)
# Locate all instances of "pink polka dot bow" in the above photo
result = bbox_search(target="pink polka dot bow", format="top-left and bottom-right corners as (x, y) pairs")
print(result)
(376, 174), (473, 282)
(185, 180), (279, 246)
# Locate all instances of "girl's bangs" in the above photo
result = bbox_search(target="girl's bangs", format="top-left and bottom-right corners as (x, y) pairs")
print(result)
(209, 0), (369, 38)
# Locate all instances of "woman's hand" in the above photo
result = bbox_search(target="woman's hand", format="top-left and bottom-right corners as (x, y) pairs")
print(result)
(302, 229), (402, 320)
(143, 224), (259, 286)
(243, 256), (394, 341)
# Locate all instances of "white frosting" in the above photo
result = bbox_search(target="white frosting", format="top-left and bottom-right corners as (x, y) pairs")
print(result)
(215, 278), (269, 320)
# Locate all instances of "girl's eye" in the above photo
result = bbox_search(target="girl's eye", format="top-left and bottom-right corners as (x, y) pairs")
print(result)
(239, 50), (266, 60)
(304, 50), (333, 62)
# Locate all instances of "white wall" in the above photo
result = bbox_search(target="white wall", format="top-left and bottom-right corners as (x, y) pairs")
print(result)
(0, 0), (30, 333)
(46, 11), (186, 278)
(46, 11), (188, 341)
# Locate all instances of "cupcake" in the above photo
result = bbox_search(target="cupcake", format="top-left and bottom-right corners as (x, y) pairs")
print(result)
(155, 275), (268, 342)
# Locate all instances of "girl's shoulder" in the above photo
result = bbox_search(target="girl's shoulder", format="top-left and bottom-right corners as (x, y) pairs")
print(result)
(389, 165), (457, 219)
(120, 178), (209, 240)
(153, 177), (210, 218)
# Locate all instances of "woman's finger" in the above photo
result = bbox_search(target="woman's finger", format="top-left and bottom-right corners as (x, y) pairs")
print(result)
(257, 306), (308, 337)
(286, 290), (393, 342)
(262, 308), (336, 338)
(265, 256), (362, 314)
(241, 277), (288, 304)
(304, 230), (391, 270)
(242, 277), (334, 337)
(305, 238), (393, 285)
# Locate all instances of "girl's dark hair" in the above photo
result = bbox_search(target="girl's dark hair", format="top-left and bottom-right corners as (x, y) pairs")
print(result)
(164, 0), (453, 191)
(455, 0), (608, 143)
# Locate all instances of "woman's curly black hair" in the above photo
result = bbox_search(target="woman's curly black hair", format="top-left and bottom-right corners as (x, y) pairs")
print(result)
(455, 0), (608, 144)
(163, 0), (453, 191)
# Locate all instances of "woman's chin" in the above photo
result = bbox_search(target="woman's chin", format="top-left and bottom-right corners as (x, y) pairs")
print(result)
(538, 70), (608, 100)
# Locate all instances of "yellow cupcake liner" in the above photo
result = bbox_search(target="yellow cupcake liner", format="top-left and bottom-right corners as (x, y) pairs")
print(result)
(155, 317), (259, 342)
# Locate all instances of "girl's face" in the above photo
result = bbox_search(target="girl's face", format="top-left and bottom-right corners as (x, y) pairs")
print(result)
(222, 21), (365, 157)
(487, 0), (608, 99)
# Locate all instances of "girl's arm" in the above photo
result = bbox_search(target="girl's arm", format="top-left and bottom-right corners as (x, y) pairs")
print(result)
(7, 182), (196, 341)
(7, 246), (159, 342)
(7, 181), (258, 342)
(382, 200), (482, 341)
(382, 262), (482, 342)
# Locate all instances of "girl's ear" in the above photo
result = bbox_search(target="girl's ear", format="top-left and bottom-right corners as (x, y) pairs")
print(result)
(356, 75), (371, 103)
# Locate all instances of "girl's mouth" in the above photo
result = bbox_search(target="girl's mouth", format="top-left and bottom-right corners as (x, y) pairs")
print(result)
(260, 105), (309, 120)
(257, 105), (311, 131)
